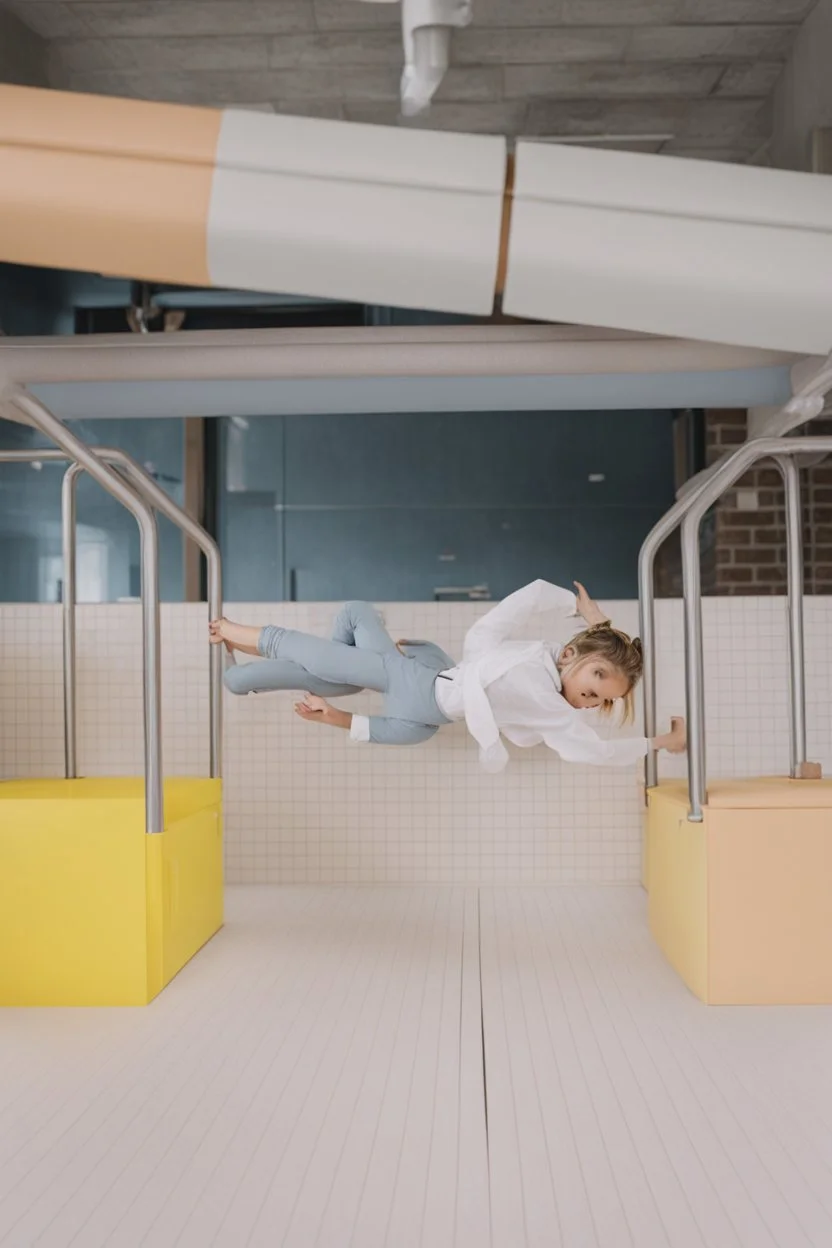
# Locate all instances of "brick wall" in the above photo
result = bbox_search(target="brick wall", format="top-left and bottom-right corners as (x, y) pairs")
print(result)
(705, 408), (832, 596)
(653, 409), (832, 597)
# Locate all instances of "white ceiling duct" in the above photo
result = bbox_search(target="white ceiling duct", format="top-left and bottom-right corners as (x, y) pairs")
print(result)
(207, 111), (506, 315)
(503, 141), (832, 356)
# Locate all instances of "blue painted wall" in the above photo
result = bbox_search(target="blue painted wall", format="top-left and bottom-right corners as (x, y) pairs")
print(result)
(220, 409), (676, 602)
(0, 416), (184, 602)
(0, 264), (75, 336)
(0, 263), (678, 603)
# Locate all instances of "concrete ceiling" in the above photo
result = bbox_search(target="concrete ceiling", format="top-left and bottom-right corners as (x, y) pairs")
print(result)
(2, 0), (821, 163)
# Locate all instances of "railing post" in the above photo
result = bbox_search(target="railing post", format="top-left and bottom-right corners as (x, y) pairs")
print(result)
(681, 508), (707, 821)
(108, 454), (223, 779)
(61, 465), (79, 780)
(62, 458), (163, 827)
(638, 494), (695, 796)
(777, 455), (807, 777)
(638, 551), (659, 793)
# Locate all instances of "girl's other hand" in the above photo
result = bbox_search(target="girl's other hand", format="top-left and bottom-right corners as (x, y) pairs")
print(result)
(573, 581), (608, 627)
(294, 694), (330, 722)
(666, 716), (687, 754)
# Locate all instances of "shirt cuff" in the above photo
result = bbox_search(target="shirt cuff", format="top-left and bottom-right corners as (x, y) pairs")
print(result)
(349, 714), (371, 743)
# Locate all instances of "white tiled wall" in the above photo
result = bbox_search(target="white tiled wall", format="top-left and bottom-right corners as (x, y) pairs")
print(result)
(2, 597), (830, 885)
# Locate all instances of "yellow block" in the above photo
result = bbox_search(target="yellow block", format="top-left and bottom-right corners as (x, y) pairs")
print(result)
(646, 778), (832, 1005)
(0, 777), (223, 1006)
(646, 787), (709, 1001)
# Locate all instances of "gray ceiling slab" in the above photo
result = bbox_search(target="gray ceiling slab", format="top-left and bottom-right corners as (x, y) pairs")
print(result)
(8, 0), (813, 165)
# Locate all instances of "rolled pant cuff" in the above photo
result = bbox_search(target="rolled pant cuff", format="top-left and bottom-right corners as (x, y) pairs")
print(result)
(258, 624), (285, 658)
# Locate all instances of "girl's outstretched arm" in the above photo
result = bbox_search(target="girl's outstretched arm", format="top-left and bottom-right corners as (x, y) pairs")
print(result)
(651, 717), (687, 754)
(573, 581), (611, 628)
(462, 580), (579, 660)
(295, 696), (437, 745)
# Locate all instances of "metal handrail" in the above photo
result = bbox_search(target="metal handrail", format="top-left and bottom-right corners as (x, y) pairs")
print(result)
(639, 356), (831, 796)
(0, 446), (223, 784)
(638, 453), (807, 790)
(60, 454), (222, 779)
(8, 389), (165, 834)
(641, 435), (832, 822)
(681, 435), (832, 820)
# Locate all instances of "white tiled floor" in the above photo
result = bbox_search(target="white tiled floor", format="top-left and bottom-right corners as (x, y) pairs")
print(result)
(2, 886), (832, 1248)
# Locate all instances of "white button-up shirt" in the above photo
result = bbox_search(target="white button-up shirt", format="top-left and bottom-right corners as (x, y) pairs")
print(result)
(351, 580), (650, 772)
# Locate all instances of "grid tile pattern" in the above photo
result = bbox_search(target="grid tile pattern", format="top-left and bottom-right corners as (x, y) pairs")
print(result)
(481, 885), (832, 1248)
(0, 887), (488, 1248)
(1, 597), (830, 884)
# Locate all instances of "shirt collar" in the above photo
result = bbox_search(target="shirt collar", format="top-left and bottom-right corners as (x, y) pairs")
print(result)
(545, 643), (563, 690)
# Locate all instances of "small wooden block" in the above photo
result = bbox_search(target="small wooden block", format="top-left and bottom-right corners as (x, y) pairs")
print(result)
(796, 761), (823, 780)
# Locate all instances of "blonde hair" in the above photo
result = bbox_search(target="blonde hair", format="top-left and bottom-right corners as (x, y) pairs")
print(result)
(560, 623), (644, 723)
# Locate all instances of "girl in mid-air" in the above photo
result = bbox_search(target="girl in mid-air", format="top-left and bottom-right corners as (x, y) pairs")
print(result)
(210, 579), (685, 773)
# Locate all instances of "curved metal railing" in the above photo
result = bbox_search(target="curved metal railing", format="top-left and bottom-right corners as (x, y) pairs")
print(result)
(640, 354), (832, 804)
(61, 455), (222, 780)
(2, 390), (223, 833)
(639, 454), (807, 790)
(640, 434), (832, 822)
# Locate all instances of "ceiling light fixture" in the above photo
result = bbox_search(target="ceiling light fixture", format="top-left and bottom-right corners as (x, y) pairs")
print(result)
(401, 0), (472, 117)
(360, 0), (471, 117)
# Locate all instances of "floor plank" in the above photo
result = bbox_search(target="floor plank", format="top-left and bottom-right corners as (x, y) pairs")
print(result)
(2, 885), (832, 1248)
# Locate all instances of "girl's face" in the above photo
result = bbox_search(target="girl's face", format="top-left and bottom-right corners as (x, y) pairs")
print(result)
(559, 649), (630, 711)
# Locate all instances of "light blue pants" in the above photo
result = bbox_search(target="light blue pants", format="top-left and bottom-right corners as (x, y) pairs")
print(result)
(224, 602), (453, 746)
